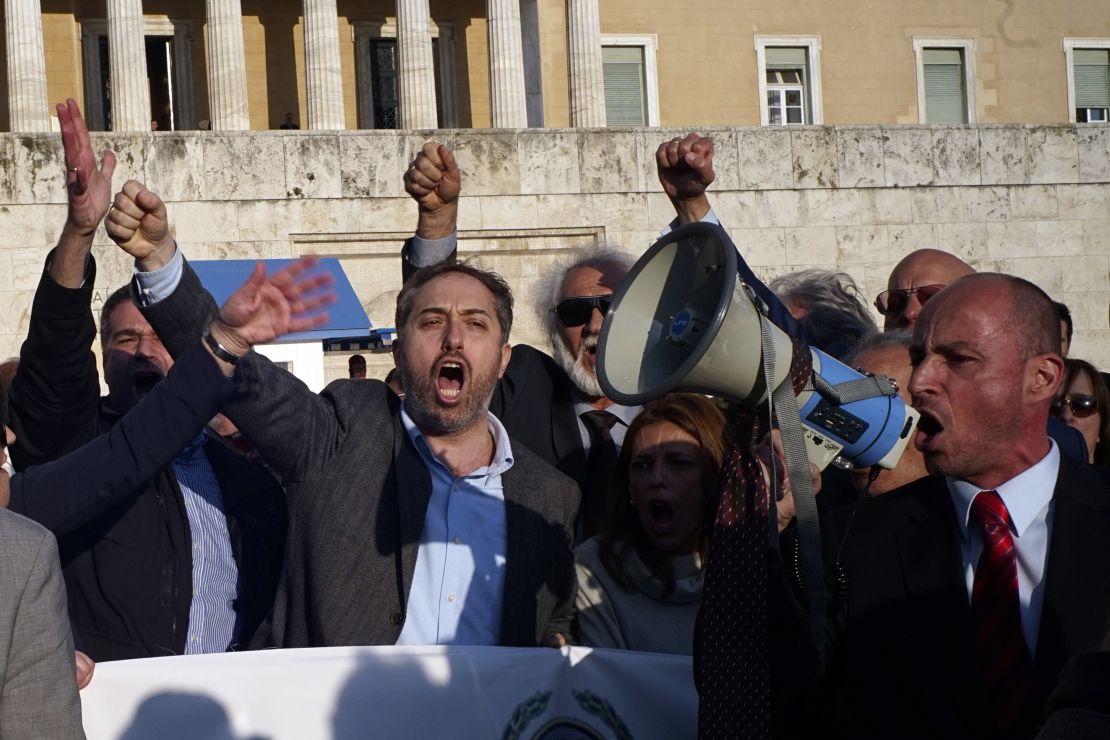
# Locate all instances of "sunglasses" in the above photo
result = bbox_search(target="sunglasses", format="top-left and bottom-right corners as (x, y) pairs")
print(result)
(874, 284), (946, 316)
(553, 295), (613, 327)
(1051, 394), (1099, 419)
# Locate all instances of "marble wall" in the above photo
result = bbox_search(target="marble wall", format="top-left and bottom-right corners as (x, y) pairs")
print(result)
(1, 124), (1108, 381)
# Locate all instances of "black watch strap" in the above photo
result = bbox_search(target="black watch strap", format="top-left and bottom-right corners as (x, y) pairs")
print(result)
(204, 328), (242, 365)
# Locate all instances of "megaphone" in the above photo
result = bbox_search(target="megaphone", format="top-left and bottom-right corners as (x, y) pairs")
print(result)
(597, 222), (919, 472)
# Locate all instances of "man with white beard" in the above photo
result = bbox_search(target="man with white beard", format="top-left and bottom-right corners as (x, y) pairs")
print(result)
(402, 143), (638, 540)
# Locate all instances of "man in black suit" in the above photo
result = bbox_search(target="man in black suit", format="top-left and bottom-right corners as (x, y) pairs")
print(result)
(816, 273), (1110, 740)
(7, 100), (286, 661)
(111, 187), (579, 649)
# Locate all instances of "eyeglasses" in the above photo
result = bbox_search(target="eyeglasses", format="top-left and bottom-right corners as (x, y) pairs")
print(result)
(553, 295), (613, 327)
(1051, 394), (1099, 419)
(874, 284), (947, 317)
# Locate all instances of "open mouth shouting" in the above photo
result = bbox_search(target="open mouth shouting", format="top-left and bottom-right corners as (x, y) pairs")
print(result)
(914, 408), (945, 452)
(131, 369), (165, 398)
(580, 335), (599, 371)
(435, 359), (466, 404)
(646, 498), (676, 537)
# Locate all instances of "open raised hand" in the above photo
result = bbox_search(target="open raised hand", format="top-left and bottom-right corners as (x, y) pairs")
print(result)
(210, 256), (337, 358)
(59, 99), (117, 239)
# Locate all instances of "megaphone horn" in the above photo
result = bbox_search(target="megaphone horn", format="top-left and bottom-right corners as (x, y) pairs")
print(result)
(597, 222), (919, 472)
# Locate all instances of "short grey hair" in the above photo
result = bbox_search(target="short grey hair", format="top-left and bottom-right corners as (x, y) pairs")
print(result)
(845, 330), (912, 366)
(532, 242), (637, 339)
(769, 269), (877, 360)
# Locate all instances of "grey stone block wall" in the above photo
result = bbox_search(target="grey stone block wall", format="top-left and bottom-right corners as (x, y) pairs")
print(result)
(0, 124), (1107, 377)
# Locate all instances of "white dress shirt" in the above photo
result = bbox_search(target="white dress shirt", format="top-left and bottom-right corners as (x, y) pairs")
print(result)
(947, 439), (1060, 655)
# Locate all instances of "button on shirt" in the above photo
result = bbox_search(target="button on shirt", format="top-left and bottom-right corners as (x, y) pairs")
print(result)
(947, 440), (1059, 655)
(396, 407), (513, 646)
(175, 430), (240, 653)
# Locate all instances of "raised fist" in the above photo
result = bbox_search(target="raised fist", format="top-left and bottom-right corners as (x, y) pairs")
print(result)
(105, 180), (174, 264)
(656, 133), (715, 204)
(404, 142), (461, 214)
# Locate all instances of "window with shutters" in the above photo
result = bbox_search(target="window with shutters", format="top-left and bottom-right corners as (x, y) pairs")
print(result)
(912, 38), (976, 124)
(755, 37), (823, 126)
(1064, 40), (1110, 123)
(600, 34), (659, 126)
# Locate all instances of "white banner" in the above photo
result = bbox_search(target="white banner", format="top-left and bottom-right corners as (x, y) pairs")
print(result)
(80, 646), (697, 739)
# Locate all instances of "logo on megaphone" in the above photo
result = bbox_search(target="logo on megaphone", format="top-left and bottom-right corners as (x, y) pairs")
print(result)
(597, 222), (919, 472)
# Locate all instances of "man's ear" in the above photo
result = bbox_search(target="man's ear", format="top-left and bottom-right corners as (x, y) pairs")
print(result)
(391, 338), (403, 367)
(499, 343), (512, 378)
(1028, 352), (1064, 403)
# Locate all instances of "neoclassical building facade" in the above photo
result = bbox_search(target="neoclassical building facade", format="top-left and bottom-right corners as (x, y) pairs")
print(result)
(3, 1), (1110, 133)
(0, 2), (1107, 380)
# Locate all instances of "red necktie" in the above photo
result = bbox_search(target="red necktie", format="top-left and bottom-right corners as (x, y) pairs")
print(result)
(970, 490), (1033, 734)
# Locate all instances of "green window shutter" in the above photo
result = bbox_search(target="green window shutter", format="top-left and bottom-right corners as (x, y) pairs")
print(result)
(602, 46), (647, 126)
(923, 48), (967, 123)
(765, 46), (807, 69)
(1074, 49), (1110, 109)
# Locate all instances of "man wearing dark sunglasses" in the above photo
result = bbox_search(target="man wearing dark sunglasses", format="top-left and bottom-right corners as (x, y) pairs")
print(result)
(875, 248), (974, 330)
(401, 142), (640, 540)
(875, 248), (1089, 463)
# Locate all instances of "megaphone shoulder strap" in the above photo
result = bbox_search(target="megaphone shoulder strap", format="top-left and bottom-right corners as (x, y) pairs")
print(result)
(760, 314), (826, 652)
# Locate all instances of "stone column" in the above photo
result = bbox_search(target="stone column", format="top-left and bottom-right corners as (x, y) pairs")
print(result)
(302, 0), (345, 129)
(205, 0), (249, 130)
(396, 0), (438, 129)
(5, 0), (50, 131)
(486, 0), (528, 128)
(107, 0), (151, 132)
(566, 0), (605, 127)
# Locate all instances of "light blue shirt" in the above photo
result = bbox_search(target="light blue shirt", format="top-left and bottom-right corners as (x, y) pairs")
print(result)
(947, 439), (1059, 655)
(133, 250), (242, 653)
(395, 405), (513, 646)
(133, 243), (184, 306)
(174, 431), (240, 653)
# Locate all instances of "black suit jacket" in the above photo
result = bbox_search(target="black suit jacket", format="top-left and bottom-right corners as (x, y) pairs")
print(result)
(8, 256), (286, 660)
(816, 461), (1110, 739)
(142, 258), (580, 648)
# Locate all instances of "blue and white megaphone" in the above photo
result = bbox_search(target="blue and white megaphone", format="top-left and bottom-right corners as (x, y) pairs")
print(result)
(597, 222), (919, 472)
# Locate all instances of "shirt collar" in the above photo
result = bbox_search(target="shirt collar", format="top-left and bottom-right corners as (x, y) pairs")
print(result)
(947, 439), (1060, 538)
(399, 403), (515, 479)
(176, 428), (210, 462)
(572, 397), (640, 427)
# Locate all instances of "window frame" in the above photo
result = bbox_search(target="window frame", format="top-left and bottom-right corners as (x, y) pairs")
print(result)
(352, 20), (458, 129)
(754, 35), (823, 126)
(912, 37), (977, 124)
(599, 33), (660, 127)
(1063, 38), (1110, 124)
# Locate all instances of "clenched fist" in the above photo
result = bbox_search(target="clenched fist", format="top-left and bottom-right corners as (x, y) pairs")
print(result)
(404, 142), (461, 240)
(656, 133), (715, 224)
(105, 180), (175, 270)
